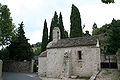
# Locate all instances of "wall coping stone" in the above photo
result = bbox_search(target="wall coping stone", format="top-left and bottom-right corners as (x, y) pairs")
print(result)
(89, 70), (101, 80)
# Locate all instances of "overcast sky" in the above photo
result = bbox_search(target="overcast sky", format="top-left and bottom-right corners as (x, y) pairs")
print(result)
(0, 0), (120, 44)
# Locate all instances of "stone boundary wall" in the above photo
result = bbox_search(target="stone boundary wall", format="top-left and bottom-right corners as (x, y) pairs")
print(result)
(3, 60), (34, 73)
(0, 60), (2, 80)
(89, 70), (101, 80)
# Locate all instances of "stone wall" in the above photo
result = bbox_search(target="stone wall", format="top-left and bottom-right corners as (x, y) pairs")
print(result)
(38, 57), (47, 76)
(3, 60), (34, 73)
(0, 60), (2, 80)
(70, 46), (100, 77)
(44, 46), (100, 78)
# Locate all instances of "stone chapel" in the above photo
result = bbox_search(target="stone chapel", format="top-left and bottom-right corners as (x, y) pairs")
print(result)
(38, 27), (101, 79)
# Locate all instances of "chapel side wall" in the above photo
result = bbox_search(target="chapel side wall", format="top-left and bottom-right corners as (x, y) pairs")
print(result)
(71, 46), (100, 77)
(38, 57), (47, 77)
(46, 46), (100, 78)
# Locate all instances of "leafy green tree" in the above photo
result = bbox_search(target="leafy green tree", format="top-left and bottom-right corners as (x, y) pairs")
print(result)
(58, 12), (68, 39)
(41, 19), (48, 52)
(49, 11), (59, 42)
(105, 19), (120, 54)
(33, 48), (41, 56)
(8, 22), (34, 61)
(92, 24), (110, 35)
(70, 4), (83, 38)
(101, 0), (114, 4)
(0, 3), (15, 48)
(32, 42), (41, 47)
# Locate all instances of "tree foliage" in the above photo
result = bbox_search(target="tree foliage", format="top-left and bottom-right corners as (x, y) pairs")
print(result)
(0, 3), (15, 48)
(41, 19), (48, 52)
(49, 11), (59, 42)
(92, 22), (97, 30)
(58, 12), (68, 39)
(49, 11), (68, 42)
(8, 22), (34, 61)
(32, 42), (41, 47)
(70, 4), (83, 38)
(92, 23), (110, 35)
(101, 0), (114, 4)
(64, 30), (68, 38)
(83, 30), (91, 37)
(105, 19), (120, 54)
(0, 47), (10, 60)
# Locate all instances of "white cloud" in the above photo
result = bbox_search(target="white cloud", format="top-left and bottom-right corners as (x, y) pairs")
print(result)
(27, 30), (43, 44)
(78, 3), (120, 33)
(1, 0), (120, 44)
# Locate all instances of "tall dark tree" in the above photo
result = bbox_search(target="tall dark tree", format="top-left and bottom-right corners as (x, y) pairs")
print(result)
(8, 22), (34, 61)
(58, 12), (68, 39)
(41, 19), (48, 52)
(49, 11), (59, 42)
(70, 4), (83, 38)
(64, 30), (68, 38)
(0, 3), (15, 48)
(92, 22), (97, 30)
(105, 19), (120, 54)
(83, 30), (91, 37)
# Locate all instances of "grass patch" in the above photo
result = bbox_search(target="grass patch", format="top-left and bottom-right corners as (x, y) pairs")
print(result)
(103, 70), (112, 75)
(77, 76), (91, 80)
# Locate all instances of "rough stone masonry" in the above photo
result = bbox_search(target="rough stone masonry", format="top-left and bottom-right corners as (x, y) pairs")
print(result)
(38, 27), (101, 79)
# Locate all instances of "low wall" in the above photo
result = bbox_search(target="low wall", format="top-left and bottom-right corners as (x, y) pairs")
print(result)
(3, 60), (34, 73)
(0, 60), (3, 80)
(89, 70), (101, 80)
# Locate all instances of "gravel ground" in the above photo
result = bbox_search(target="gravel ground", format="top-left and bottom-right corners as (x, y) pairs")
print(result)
(96, 69), (119, 80)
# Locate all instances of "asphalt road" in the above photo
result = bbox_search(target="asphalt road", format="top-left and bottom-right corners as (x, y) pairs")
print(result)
(2, 72), (41, 80)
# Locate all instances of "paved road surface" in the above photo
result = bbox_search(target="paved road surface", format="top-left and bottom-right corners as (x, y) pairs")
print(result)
(2, 72), (41, 80)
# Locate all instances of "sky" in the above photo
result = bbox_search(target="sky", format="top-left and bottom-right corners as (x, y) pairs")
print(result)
(0, 0), (120, 44)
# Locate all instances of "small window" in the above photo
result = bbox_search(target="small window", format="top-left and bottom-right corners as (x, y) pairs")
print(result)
(78, 51), (82, 60)
(57, 31), (59, 39)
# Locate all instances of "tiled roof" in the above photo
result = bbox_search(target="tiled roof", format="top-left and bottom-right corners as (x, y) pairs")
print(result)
(47, 36), (100, 49)
(39, 51), (47, 57)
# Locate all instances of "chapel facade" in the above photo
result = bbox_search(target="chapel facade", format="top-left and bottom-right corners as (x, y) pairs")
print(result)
(38, 27), (101, 78)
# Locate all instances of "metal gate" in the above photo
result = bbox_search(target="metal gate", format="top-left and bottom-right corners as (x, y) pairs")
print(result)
(101, 54), (117, 69)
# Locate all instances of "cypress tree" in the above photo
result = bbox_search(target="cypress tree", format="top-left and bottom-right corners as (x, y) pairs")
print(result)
(41, 19), (48, 52)
(8, 22), (34, 61)
(58, 12), (67, 39)
(70, 4), (83, 38)
(64, 30), (68, 38)
(49, 11), (59, 42)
